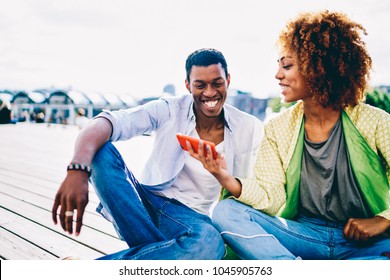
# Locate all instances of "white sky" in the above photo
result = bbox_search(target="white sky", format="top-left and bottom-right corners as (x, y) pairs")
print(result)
(0, 0), (389, 99)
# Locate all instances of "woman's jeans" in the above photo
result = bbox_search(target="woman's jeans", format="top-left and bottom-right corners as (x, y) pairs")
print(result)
(212, 199), (390, 260)
(90, 142), (224, 260)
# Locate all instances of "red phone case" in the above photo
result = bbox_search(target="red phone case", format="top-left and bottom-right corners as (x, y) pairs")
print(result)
(176, 133), (218, 159)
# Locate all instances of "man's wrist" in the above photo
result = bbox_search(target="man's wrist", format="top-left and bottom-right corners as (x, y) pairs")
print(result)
(67, 163), (92, 177)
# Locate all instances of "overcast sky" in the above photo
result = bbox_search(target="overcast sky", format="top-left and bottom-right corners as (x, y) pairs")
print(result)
(0, 0), (389, 99)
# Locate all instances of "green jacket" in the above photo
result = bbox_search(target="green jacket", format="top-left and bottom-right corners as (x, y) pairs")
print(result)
(231, 102), (390, 220)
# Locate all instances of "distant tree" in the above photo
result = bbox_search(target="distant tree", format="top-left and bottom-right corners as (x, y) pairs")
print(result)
(268, 97), (295, 113)
(365, 89), (390, 113)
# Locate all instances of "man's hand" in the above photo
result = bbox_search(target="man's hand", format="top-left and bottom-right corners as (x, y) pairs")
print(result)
(51, 117), (112, 236)
(52, 171), (89, 236)
(343, 216), (390, 241)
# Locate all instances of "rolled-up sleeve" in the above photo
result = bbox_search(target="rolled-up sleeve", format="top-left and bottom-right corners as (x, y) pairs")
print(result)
(95, 99), (170, 142)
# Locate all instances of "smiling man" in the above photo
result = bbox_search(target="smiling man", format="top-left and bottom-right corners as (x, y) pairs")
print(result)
(52, 48), (263, 260)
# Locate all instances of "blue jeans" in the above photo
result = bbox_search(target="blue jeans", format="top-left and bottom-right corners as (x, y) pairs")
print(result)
(90, 142), (224, 260)
(212, 199), (390, 260)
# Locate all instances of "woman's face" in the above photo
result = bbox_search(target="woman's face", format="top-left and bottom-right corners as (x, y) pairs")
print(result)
(275, 50), (311, 103)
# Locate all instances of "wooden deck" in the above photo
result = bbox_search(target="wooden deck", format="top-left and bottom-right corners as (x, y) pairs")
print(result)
(1, 123), (389, 280)
(0, 122), (154, 260)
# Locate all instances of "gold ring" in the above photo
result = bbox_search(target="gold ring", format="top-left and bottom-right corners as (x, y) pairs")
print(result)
(65, 211), (74, 217)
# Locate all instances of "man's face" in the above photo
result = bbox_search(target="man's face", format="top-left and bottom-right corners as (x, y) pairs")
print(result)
(186, 63), (230, 119)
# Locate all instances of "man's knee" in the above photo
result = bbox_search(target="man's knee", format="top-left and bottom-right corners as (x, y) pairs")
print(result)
(197, 223), (225, 259)
(92, 142), (115, 167)
(90, 142), (127, 191)
(183, 222), (224, 259)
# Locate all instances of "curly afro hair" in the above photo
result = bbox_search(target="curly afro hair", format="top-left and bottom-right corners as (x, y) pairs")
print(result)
(277, 10), (372, 109)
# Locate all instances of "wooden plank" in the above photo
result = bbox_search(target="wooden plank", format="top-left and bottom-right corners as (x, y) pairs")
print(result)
(0, 207), (104, 260)
(0, 169), (102, 205)
(0, 194), (128, 258)
(0, 155), (69, 183)
(0, 183), (118, 236)
(0, 228), (58, 260)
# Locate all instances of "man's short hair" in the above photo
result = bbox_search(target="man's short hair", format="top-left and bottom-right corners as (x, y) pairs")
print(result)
(185, 48), (228, 82)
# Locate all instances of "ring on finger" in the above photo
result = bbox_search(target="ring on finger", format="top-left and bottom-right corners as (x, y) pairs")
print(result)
(65, 210), (74, 217)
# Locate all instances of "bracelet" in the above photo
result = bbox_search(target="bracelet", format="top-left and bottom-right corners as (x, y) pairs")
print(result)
(67, 163), (92, 177)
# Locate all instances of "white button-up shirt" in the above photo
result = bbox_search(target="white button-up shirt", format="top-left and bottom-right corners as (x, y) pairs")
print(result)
(98, 94), (263, 200)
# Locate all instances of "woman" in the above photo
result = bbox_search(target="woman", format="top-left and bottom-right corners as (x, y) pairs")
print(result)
(189, 10), (390, 259)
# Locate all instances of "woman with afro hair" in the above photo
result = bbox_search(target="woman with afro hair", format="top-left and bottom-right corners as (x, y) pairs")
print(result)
(191, 10), (390, 259)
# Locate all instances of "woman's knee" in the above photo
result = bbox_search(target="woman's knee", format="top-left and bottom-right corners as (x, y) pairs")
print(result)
(212, 199), (246, 228)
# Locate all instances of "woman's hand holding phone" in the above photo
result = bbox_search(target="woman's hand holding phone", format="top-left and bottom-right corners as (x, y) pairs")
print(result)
(176, 133), (225, 174)
(176, 133), (242, 197)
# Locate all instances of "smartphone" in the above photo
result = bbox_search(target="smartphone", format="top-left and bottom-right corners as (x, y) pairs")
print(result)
(176, 133), (218, 159)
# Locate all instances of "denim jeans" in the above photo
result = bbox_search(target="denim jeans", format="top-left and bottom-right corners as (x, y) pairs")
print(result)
(212, 199), (390, 260)
(90, 142), (225, 260)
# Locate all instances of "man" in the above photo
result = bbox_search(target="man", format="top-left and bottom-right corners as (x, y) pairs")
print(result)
(52, 48), (262, 260)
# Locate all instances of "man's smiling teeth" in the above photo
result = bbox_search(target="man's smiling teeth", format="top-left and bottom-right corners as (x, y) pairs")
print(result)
(203, 100), (218, 108)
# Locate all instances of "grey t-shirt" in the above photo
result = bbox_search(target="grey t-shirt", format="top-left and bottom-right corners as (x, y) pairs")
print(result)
(299, 118), (372, 223)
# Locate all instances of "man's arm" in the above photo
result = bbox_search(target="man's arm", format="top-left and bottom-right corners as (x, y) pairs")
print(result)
(51, 117), (112, 235)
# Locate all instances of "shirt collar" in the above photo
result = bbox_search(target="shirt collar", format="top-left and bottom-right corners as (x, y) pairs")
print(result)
(187, 99), (232, 132)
